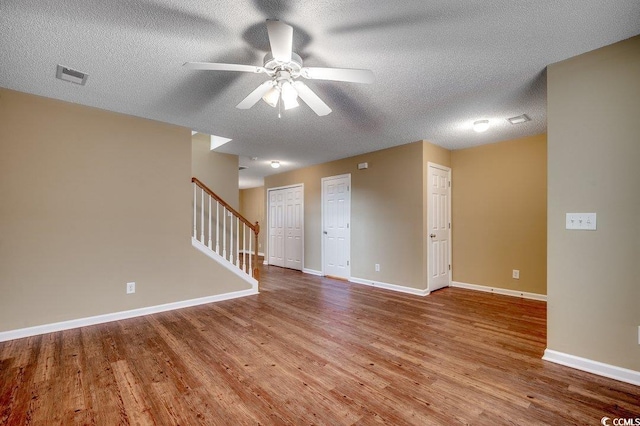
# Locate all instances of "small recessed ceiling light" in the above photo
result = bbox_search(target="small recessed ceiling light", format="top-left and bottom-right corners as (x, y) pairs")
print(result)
(507, 114), (531, 125)
(473, 120), (490, 133)
(271, 161), (281, 169)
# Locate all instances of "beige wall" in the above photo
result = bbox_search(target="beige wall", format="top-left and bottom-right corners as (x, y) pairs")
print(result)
(191, 134), (239, 210)
(547, 36), (640, 371)
(0, 89), (251, 333)
(451, 134), (547, 295)
(239, 187), (265, 254)
(265, 140), (450, 290)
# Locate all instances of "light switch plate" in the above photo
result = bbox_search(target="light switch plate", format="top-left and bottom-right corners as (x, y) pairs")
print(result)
(566, 213), (597, 230)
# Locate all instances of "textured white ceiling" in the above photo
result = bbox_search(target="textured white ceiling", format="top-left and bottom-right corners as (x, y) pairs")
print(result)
(1, 0), (639, 188)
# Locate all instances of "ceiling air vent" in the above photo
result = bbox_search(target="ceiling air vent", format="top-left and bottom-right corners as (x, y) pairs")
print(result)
(56, 65), (88, 85)
(507, 114), (531, 125)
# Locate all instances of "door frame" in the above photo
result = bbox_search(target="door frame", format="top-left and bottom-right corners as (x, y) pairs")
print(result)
(265, 183), (304, 268)
(427, 162), (452, 291)
(321, 173), (351, 278)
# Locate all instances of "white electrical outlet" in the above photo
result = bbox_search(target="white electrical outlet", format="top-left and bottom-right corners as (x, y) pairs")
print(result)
(565, 213), (597, 230)
(126, 282), (136, 294)
(512, 270), (520, 279)
(375, 264), (380, 272)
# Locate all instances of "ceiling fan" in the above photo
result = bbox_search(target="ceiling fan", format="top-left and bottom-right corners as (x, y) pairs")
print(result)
(183, 20), (374, 116)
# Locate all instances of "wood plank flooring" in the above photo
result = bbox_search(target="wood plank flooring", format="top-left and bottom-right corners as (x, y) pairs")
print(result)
(1, 265), (639, 425)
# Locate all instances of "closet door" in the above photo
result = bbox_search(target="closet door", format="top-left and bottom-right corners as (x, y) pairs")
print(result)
(284, 186), (303, 270)
(268, 189), (285, 267)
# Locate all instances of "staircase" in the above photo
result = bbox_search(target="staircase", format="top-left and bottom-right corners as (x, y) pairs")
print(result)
(191, 177), (260, 289)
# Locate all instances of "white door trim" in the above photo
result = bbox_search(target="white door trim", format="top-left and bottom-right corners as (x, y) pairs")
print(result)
(427, 162), (452, 291)
(321, 174), (351, 278)
(266, 184), (304, 269)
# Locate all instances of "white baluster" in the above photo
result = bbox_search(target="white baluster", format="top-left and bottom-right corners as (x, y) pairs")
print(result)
(215, 201), (220, 255)
(236, 217), (240, 268)
(248, 230), (252, 276)
(243, 224), (248, 273)
(229, 213), (234, 265)
(193, 183), (197, 239)
(222, 207), (227, 260)
(208, 195), (212, 249)
(200, 188), (205, 244)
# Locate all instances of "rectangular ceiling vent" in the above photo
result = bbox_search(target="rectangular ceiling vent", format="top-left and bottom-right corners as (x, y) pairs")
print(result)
(507, 114), (531, 125)
(56, 65), (88, 85)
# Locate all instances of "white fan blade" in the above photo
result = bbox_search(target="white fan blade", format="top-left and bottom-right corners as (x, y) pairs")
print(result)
(236, 81), (274, 109)
(266, 20), (293, 63)
(301, 67), (374, 84)
(293, 81), (331, 116)
(183, 62), (264, 73)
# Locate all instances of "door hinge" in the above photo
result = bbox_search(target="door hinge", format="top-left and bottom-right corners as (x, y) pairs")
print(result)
(347, 260), (350, 266)
(448, 181), (451, 187)
(347, 185), (350, 191)
(449, 223), (451, 229)
(347, 223), (349, 228)
(448, 264), (451, 271)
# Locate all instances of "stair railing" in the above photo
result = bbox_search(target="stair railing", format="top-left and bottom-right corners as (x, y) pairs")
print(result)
(192, 177), (260, 281)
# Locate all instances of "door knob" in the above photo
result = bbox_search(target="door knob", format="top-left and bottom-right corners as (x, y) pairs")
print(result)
(430, 234), (436, 238)
(323, 231), (328, 235)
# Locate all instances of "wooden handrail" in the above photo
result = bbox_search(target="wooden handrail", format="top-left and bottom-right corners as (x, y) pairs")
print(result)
(192, 177), (260, 281)
(192, 177), (256, 231)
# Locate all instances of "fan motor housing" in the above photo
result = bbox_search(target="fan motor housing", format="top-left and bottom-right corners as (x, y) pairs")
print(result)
(263, 52), (303, 76)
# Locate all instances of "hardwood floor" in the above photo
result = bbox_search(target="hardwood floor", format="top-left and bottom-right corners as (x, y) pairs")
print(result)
(1, 266), (638, 425)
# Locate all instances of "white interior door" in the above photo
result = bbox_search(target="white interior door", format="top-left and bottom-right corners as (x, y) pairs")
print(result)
(427, 163), (451, 292)
(268, 189), (285, 267)
(322, 175), (350, 279)
(284, 186), (303, 270)
(268, 185), (303, 270)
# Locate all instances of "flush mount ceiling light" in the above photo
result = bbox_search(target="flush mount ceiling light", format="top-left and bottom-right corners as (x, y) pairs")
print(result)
(473, 120), (490, 133)
(507, 114), (531, 125)
(271, 161), (281, 169)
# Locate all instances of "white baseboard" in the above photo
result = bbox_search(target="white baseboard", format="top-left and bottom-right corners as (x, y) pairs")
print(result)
(349, 277), (429, 297)
(192, 237), (258, 289)
(543, 349), (640, 386)
(303, 268), (323, 276)
(0, 288), (258, 343)
(451, 281), (546, 301)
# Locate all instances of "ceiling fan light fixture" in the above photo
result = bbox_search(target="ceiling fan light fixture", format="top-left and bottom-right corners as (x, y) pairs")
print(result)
(473, 120), (490, 133)
(262, 86), (280, 108)
(281, 81), (299, 110)
(271, 160), (281, 169)
(283, 96), (299, 110)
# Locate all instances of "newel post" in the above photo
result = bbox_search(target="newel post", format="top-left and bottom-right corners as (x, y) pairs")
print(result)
(253, 221), (260, 281)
